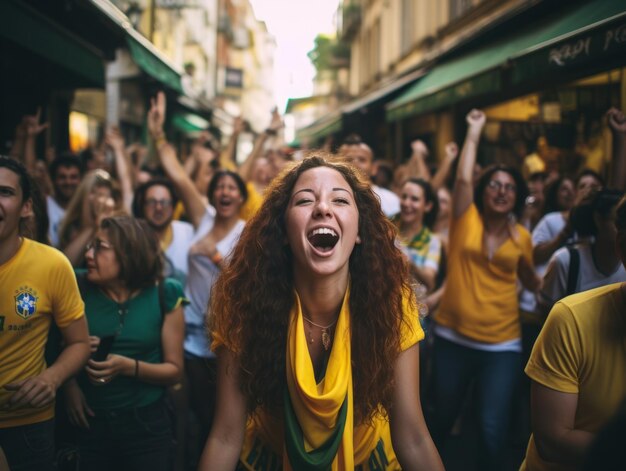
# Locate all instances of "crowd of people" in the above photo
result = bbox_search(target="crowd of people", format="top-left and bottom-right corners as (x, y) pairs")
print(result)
(1, 94), (625, 471)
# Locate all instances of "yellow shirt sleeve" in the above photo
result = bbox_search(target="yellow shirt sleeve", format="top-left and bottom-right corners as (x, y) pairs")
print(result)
(400, 290), (424, 351)
(525, 301), (581, 393)
(51, 253), (85, 328)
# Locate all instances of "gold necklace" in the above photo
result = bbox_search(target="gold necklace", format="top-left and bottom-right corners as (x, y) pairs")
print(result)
(302, 315), (337, 351)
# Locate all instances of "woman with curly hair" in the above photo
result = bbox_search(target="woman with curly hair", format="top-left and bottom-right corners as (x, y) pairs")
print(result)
(199, 155), (443, 470)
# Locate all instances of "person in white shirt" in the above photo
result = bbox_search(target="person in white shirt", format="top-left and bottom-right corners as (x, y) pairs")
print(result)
(47, 155), (82, 247)
(338, 138), (400, 217)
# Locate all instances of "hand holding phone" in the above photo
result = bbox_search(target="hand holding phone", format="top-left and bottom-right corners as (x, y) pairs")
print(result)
(92, 335), (116, 362)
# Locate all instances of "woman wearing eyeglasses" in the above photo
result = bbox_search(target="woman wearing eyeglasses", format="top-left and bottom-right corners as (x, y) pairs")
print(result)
(62, 215), (186, 471)
(147, 92), (248, 454)
(427, 110), (541, 471)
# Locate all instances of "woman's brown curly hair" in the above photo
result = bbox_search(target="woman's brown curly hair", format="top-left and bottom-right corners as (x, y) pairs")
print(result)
(210, 155), (412, 422)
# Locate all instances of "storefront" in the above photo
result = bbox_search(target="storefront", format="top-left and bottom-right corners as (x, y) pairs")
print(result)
(385, 0), (626, 177)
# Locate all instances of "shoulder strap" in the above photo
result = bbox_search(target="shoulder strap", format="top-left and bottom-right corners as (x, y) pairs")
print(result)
(566, 246), (580, 296)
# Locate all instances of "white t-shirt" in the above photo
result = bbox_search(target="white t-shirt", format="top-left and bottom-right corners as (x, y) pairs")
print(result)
(184, 208), (245, 358)
(163, 220), (195, 286)
(46, 196), (65, 248)
(538, 242), (626, 317)
(519, 211), (567, 313)
(373, 185), (400, 217)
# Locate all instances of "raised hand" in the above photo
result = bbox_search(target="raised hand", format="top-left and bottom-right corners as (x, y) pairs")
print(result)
(411, 139), (429, 156)
(148, 91), (167, 138)
(607, 107), (626, 135)
(466, 109), (486, 132)
(23, 107), (49, 138)
(268, 107), (283, 132)
(445, 142), (459, 160)
(105, 126), (126, 153)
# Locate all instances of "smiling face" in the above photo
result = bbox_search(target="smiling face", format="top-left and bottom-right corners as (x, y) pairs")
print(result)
(482, 170), (517, 216)
(211, 174), (244, 218)
(84, 230), (121, 286)
(285, 167), (360, 281)
(53, 165), (81, 204)
(400, 181), (431, 228)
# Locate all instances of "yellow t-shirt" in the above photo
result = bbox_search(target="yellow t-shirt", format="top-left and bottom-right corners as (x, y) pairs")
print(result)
(436, 204), (533, 343)
(239, 181), (264, 222)
(520, 283), (626, 471)
(0, 239), (85, 428)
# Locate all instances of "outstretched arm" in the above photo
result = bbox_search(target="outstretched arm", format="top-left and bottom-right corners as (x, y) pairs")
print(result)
(148, 92), (207, 229)
(105, 126), (133, 213)
(431, 141), (458, 191)
(453, 110), (486, 219)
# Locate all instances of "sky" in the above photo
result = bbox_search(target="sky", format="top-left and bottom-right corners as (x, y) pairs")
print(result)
(249, 0), (340, 113)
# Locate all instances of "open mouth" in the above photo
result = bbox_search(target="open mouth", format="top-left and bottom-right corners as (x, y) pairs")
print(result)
(307, 227), (339, 253)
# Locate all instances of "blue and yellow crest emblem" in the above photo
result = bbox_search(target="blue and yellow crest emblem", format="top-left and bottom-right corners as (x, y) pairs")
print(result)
(15, 288), (38, 320)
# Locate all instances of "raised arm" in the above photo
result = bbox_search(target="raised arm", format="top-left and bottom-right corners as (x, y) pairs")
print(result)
(389, 343), (444, 470)
(199, 348), (247, 470)
(405, 140), (432, 181)
(453, 110), (486, 219)
(607, 107), (626, 191)
(24, 109), (49, 174)
(147, 91), (207, 229)
(105, 126), (133, 213)
(431, 141), (459, 191)
(219, 117), (243, 172)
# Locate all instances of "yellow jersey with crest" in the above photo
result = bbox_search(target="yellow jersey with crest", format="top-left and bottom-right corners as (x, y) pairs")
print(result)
(0, 238), (84, 428)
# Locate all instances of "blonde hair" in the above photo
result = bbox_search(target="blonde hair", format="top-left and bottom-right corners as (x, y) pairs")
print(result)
(58, 169), (122, 249)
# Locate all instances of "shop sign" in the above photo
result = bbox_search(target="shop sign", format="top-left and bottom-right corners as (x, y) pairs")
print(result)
(156, 0), (200, 8)
(547, 20), (626, 68)
(225, 67), (243, 89)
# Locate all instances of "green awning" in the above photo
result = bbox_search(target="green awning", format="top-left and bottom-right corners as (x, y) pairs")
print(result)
(0, 0), (104, 86)
(172, 112), (210, 133)
(387, 0), (626, 122)
(297, 112), (343, 142)
(126, 36), (183, 94)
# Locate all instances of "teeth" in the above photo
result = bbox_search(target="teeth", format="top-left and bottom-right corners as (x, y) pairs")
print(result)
(309, 227), (337, 238)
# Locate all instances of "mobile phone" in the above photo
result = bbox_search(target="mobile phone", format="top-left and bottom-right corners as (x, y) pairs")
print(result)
(92, 335), (116, 361)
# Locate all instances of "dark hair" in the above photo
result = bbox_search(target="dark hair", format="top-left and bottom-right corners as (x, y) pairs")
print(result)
(100, 216), (163, 291)
(132, 178), (179, 218)
(20, 179), (49, 244)
(402, 178), (439, 228)
(544, 176), (574, 214)
(571, 189), (624, 237)
(49, 154), (83, 179)
(474, 164), (528, 219)
(211, 155), (412, 422)
(575, 168), (605, 188)
(207, 170), (248, 205)
(342, 133), (363, 145)
(528, 171), (547, 182)
(0, 155), (31, 202)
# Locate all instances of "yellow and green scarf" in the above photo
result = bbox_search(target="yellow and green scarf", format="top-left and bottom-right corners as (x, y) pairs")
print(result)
(238, 287), (422, 470)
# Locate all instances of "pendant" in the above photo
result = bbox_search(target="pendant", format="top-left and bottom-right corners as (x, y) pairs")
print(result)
(321, 329), (331, 351)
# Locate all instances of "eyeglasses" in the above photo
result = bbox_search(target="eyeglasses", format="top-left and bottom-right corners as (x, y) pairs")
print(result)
(85, 239), (113, 253)
(145, 198), (174, 208)
(487, 180), (516, 193)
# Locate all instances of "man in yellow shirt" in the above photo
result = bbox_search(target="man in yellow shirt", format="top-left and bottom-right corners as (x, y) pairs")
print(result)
(520, 195), (626, 471)
(0, 156), (90, 471)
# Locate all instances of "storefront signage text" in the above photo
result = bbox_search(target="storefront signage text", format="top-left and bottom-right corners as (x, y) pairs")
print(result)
(548, 21), (626, 67)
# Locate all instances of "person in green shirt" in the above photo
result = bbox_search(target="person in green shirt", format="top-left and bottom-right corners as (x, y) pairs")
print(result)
(63, 215), (186, 471)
